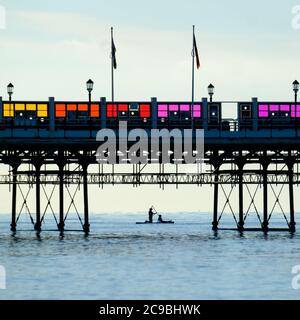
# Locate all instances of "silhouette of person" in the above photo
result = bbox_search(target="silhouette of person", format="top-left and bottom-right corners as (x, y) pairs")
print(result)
(148, 207), (155, 223)
(157, 214), (164, 223)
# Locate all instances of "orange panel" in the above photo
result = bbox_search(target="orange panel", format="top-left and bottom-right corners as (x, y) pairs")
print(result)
(67, 104), (77, 111)
(56, 110), (66, 117)
(90, 104), (99, 117)
(56, 104), (66, 111)
(91, 110), (99, 117)
(91, 104), (99, 111)
(78, 104), (88, 111)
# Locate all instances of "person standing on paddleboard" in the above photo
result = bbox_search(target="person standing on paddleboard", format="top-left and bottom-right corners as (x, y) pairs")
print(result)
(148, 207), (156, 223)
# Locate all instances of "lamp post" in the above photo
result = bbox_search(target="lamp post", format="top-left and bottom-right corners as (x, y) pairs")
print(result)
(208, 83), (215, 103)
(293, 80), (299, 107)
(7, 83), (14, 118)
(7, 83), (14, 101)
(86, 79), (94, 118)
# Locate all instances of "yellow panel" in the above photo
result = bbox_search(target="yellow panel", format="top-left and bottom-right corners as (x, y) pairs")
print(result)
(26, 104), (36, 111)
(37, 110), (48, 117)
(3, 103), (13, 111)
(15, 104), (25, 111)
(37, 104), (48, 111)
(4, 110), (13, 117)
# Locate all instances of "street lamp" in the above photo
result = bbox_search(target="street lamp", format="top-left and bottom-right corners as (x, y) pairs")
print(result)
(7, 83), (14, 119)
(293, 80), (299, 106)
(7, 83), (14, 102)
(86, 79), (94, 117)
(208, 83), (215, 102)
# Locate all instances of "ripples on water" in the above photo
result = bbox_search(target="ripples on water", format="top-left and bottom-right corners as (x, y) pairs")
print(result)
(0, 212), (300, 299)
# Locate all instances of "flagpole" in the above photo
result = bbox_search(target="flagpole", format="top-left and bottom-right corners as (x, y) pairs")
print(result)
(111, 27), (114, 102)
(192, 25), (195, 131)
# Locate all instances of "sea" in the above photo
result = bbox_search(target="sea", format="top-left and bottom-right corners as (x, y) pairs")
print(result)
(0, 212), (300, 300)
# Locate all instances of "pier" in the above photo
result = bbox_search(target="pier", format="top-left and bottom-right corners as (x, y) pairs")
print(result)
(0, 95), (300, 234)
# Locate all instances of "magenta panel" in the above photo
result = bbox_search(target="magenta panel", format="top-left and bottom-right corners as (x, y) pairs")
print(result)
(180, 104), (190, 111)
(258, 104), (268, 111)
(158, 111), (168, 117)
(280, 104), (290, 111)
(193, 111), (201, 118)
(269, 104), (279, 111)
(169, 104), (179, 111)
(158, 104), (168, 111)
(291, 105), (300, 111)
(259, 111), (268, 117)
(192, 104), (201, 111)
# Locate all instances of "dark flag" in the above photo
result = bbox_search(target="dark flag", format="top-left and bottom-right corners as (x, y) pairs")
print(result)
(193, 34), (200, 69)
(111, 35), (117, 69)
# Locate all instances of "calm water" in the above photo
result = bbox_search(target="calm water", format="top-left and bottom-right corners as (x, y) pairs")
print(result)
(0, 212), (300, 300)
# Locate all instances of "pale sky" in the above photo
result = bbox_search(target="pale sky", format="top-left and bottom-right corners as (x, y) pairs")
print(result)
(0, 0), (299, 217)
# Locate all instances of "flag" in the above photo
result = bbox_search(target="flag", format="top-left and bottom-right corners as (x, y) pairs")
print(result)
(111, 35), (117, 69)
(193, 34), (200, 69)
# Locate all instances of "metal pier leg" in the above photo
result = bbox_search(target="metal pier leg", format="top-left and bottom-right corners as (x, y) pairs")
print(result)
(212, 171), (219, 231)
(238, 169), (244, 232)
(83, 164), (90, 234)
(262, 165), (269, 233)
(58, 165), (65, 233)
(11, 166), (18, 232)
(288, 165), (296, 233)
(34, 165), (41, 232)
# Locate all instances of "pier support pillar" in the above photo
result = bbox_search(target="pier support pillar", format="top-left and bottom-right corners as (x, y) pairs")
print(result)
(11, 166), (18, 232)
(34, 164), (42, 232)
(212, 169), (219, 231)
(262, 163), (269, 233)
(288, 163), (296, 233)
(82, 163), (90, 234)
(58, 164), (65, 233)
(238, 168), (244, 232)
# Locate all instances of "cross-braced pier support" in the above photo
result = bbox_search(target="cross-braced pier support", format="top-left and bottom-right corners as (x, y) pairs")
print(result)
(82, 162), (90, 235)
(34, 163), (42, 233)
(11, 165), (19, 232)
(210, 148), (298, 233)
(212, 170), (219, 232)
(58, 162), (65, 233)
(288, 161), (296, 233)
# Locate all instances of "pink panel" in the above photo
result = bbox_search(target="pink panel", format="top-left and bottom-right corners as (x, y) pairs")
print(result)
(258, 104), (268, 111)
(180, 104), (190, 111)
(158, 111), (168, 117)
(158, 104), (168, 111)
(291, 105), (300, 112)
(280, 104), (290, 111)
(259, 111), (268, 117)
(269, 104), (279, 111)
(291, 111), (296, 118)
(192, 104), (201, 111)
(169, 104), (179, 111)
(297, 112), (300, 118)
(193, 111), (201, 118)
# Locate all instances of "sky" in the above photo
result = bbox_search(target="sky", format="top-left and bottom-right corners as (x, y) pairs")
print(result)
(0, 0), (299, 216)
